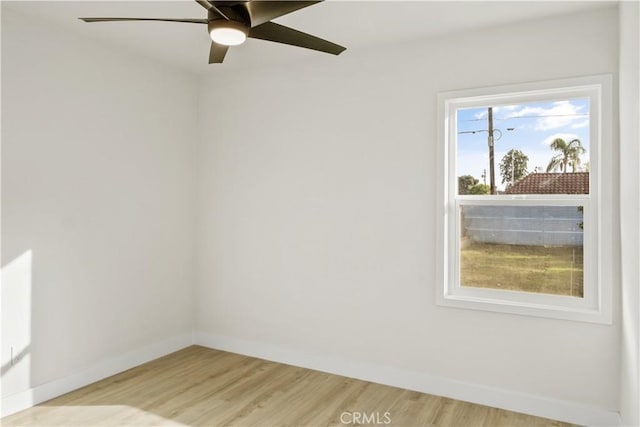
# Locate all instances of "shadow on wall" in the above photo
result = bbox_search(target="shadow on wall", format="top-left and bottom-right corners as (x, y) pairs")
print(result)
(0, 345), (31, 377)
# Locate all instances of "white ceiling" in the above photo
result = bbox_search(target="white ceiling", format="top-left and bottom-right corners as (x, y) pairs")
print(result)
(3, 1), (615, 74)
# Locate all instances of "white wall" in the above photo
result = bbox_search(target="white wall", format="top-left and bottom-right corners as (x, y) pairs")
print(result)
(1, 7), (197, 404)
(196, 7), (620, 423)
(618, 1), (640, 425)
(1, 3), (632, 425)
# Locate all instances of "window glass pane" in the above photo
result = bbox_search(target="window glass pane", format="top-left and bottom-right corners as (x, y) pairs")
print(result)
(459, 205), (584, 297)
(456, 99), (590, 195)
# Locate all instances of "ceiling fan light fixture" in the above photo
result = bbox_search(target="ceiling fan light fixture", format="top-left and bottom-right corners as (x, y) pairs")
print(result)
(208, 20), (248, 46)
(80, 0), (346, 64)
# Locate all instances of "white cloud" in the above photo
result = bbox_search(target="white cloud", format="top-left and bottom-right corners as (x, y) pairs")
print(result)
(474, 104), (519, 120)
(474, 110), (487, 120)
(535, 101), (587, 130)
(492, 100), (588, 131)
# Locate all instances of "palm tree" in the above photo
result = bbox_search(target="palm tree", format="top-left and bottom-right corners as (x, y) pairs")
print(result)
(546, 138), (586, 173)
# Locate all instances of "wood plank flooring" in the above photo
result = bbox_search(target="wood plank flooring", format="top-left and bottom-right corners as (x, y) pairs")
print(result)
(2, 346), (575, 426)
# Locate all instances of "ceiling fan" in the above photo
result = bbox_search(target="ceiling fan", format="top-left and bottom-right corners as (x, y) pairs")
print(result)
(80, 0), (346, 64)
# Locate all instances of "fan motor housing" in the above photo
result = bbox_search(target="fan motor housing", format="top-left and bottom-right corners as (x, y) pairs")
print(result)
(208, 19), (248, 34)
(207, 6), (249, 26)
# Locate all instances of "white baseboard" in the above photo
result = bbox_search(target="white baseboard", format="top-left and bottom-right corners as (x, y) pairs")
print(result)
(1, 333), (193, 418)
(2, 331), (621, 426)
(194, 331), (621, 427)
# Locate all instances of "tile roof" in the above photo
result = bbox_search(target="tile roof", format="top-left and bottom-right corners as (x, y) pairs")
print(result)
(505, 172), (589, 194)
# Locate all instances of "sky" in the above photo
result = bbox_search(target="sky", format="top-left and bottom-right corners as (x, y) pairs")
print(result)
(456, 98), (590, 191)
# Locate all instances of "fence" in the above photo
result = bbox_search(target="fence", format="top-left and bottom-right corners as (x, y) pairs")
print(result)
(461, 205), (584, 246)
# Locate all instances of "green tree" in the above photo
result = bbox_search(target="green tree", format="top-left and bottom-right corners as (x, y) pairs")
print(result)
(458, 175), (478, 195)
(546, 138), (586, 173)
(468, 183), (490, 194)
(499, 149), (529, 188)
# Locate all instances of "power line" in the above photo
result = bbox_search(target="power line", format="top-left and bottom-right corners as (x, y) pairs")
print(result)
(462, 113), (589, 122)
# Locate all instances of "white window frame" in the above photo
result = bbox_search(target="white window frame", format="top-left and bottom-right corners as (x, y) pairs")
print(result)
(436, 75), (613, 324)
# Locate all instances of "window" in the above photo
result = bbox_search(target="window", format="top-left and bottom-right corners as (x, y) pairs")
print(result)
(437, 75), (612, 323)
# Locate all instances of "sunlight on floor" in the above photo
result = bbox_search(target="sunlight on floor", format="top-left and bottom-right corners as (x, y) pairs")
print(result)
(6, 405), (188, 427)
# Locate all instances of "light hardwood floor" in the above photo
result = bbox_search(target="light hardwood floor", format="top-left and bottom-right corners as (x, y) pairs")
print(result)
(3, 346), (575, 426)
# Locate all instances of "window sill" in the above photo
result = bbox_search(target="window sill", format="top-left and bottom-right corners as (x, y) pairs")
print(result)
(437, 291), (612, 324)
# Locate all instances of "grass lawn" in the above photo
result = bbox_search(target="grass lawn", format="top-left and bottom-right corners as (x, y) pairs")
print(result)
(460, 243), (583, 297)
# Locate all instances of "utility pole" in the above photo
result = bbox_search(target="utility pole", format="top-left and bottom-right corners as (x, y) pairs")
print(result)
(488, 107), (496, 195)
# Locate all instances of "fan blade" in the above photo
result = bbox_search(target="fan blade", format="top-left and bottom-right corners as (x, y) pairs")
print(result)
(194, 0), (230, 20)
(80, 17), (207, 24)
(249, 22), (345, 55)
(245, 1), (321, 27)
(195, 0), (214, 9)
(209, 42), (229, 63)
